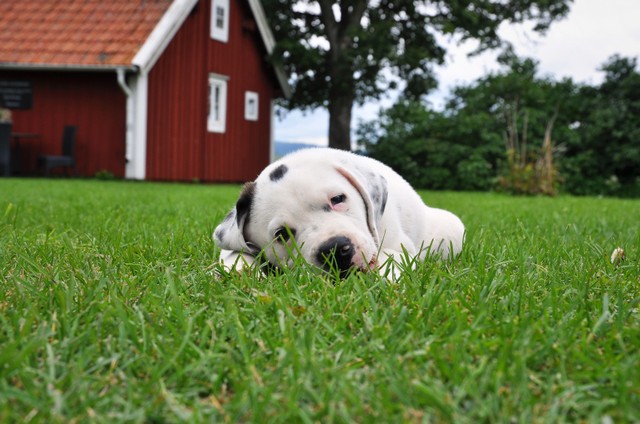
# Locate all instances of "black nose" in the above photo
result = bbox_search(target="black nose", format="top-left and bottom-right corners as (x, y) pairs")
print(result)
(316, 236), (355, 273)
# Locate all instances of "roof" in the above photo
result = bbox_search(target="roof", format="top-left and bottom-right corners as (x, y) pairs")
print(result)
(0, 0), (174, 69)
(0, 0), (290, 97)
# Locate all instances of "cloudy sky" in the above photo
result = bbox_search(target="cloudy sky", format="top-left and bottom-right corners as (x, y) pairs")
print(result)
(274, 0), (640, 146)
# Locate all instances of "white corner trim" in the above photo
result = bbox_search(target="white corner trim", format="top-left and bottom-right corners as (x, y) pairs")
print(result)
(132, 0), (198, 74)
(125, 73), (149, 180)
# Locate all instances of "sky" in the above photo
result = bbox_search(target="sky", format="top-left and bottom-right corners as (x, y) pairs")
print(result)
(273, 0), (640, 146)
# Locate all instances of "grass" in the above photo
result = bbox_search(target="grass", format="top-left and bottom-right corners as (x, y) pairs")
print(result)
(0, 178), (639, 423)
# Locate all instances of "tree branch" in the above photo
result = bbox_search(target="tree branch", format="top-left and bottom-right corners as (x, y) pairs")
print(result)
(317, 0), (338, 47)
(340, 0), (367, 35)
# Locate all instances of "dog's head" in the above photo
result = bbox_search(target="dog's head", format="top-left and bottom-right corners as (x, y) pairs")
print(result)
(213, 152), (388, 275)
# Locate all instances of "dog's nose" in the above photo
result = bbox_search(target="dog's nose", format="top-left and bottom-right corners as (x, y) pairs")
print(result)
(316, 236), (355, 273)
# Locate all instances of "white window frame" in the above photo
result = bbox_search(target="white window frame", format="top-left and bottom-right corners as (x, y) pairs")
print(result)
(208, 74), (228, 133)
(210, 0), (230, 43)
(245, 91), (259, 121)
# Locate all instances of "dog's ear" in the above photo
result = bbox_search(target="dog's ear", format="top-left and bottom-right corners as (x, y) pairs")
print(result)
(335, 164), (388, 245)
(213, 182), (259, 254)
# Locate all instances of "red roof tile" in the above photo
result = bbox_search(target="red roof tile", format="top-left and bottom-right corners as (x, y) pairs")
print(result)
(0, 0), (173, 67)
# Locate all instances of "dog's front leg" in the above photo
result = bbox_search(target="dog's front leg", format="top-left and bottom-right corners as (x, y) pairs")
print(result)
(219, 249), (256, 272)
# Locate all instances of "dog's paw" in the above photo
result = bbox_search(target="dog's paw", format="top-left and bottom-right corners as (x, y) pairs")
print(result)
(219, 249), (256, 273)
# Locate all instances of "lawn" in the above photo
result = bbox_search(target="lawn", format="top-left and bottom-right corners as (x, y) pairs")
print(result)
(1, 178), (639, 423)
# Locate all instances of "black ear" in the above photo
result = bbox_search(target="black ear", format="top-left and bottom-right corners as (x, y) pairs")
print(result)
(335, 165), (388, 246)
(234, 182), (255, 225)
(213, 182), (258, 253)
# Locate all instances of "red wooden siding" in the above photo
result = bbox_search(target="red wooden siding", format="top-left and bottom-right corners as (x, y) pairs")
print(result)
(146, 0), (276, 182)
(0, 70), (126, 177)
(146, 3), (208, 181)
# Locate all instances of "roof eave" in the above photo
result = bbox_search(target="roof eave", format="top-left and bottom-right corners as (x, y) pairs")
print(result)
(246, 0), (291, 99)
(273, 66), (292, 99)
(132, 0), (198, 74)
(0, 63), (138, 72)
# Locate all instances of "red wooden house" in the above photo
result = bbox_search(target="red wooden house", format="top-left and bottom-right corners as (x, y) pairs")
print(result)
(0, 0), (290, 181)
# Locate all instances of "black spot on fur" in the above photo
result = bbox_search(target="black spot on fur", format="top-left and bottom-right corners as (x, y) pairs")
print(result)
(269, 164), (288, 182)
(370, 187), (380, 205)
(235, 182), (255, 225)
(366, 174), (388, 219)
(374, 177), (388, 217)
(379, 191), (387, 216)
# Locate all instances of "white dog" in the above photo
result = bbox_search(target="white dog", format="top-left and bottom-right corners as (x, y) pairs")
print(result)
(214, 148), (464, 278)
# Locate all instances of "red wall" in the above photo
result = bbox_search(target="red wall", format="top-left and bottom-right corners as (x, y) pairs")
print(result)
(145, 0), (276, 182)
(0, 70), (126, 177)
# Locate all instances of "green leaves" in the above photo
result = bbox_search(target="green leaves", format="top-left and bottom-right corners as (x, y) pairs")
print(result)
(359, 53), (640, 196)
(264, 0), (571, 148)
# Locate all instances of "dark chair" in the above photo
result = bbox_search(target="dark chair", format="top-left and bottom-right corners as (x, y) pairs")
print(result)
(0, 122), (12, 177)
(38, 125), (77, 177)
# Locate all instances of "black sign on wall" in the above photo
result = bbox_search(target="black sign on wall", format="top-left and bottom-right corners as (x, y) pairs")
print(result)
(0, 80), (33, 109)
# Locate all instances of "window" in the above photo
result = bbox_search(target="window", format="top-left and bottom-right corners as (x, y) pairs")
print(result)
(210, 0), (229, 42)
(208, 74), (228, 133)
(245, 91), (259, 121)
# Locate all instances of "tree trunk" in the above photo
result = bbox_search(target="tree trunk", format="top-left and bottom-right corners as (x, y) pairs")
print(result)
(317, 0), (366, 152)
(328, 85), (354, 151)
(326, 50), (356, 151)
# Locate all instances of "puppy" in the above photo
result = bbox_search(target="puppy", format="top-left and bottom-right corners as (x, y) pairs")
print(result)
(214, 148), (464, 278)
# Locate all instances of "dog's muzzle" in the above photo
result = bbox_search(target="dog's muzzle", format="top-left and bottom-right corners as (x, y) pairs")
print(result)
(316, 236), (355, 274)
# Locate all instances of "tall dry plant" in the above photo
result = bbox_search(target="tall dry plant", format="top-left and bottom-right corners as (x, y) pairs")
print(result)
(498, 101), (558, 196)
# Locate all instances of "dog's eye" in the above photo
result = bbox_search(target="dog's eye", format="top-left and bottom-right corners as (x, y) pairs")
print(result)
(274, 227), (296, 242)
(330, 194), (346, 206)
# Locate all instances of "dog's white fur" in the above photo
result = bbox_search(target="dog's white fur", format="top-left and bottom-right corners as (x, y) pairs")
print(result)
(214, 148), (464, 278)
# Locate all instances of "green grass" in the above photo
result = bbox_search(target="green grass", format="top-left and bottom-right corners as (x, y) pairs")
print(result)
(1, 179), (639, 423)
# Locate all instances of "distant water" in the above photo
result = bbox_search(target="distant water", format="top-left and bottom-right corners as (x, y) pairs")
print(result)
(274, 141), (320, 158)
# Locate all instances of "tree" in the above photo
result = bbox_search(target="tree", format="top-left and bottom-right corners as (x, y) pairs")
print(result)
(264, 0), (573, 150)
(357, 95), (503, 191)
(563, 55), (640, 196)
(358, 54), (582, 193)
